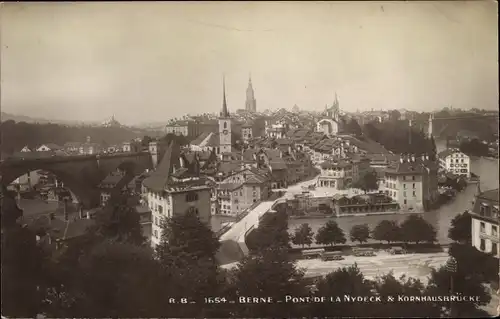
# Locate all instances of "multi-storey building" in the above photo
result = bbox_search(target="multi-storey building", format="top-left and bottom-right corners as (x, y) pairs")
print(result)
(213, 168), (269, 216)
(165, 120), (202, 138)
(317, 160), (353, 189)
(143, 141), (211, 248)
(438, 148), (471, 178)
(383, 154), (439, 211)
(471, 188), (499, 258)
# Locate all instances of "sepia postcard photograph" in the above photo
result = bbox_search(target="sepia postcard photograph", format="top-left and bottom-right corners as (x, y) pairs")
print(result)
(0, 1), (499, 318)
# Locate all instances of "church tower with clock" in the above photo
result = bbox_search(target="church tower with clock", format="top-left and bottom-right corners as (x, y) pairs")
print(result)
(219, 76), (232, 154)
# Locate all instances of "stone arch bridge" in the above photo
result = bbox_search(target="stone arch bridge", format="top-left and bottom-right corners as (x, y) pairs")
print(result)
(411, 114), (498, 139)
(0, 152), (152, 208)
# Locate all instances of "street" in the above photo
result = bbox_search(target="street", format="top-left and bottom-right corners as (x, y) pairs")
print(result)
(298, 251), (449, 284)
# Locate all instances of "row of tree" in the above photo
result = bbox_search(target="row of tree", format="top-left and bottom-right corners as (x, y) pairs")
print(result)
(362, 120), (436, 156)
(459, 138), (491, 157)
(291, 215), (437, 248)
(0, 190), (494, 317)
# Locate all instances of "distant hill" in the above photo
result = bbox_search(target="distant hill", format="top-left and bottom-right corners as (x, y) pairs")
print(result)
(1, 112), (94, 126)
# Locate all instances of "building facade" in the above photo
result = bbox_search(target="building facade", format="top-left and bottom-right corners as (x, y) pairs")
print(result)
(317, 160), (353, 190)
(383, 155), (438, 211)
(316, 93), (341, 136)
(471, 188), (499, 258)
(438, 148), (471, 178)
(142, 141), (212, 248)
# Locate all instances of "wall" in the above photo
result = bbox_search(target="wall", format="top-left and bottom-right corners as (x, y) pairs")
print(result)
(472, 218), (499, 258)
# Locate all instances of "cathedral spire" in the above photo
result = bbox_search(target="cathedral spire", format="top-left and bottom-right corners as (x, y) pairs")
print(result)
(221, 75), (229, 118)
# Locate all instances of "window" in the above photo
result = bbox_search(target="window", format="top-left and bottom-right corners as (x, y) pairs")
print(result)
(155, 217), (158, 226)
(187, 207), (199, 215)
(461, 159), (464, 163)
(403, 199), (407, 205)
(492, 225), (498, 237)
(403, 191), (406, 197)
(480, 222), (486, 233)
(492, 243), (498, 256)
(412, 183), (415, 189)
(186, 192), (198, 202)
(480, 238), (485, 251)
(403, 184), (407, 189)
(413, 191), (416, 197)
(224, 122), (227, 129)
(412, 176), (415, 181)
(158, 205), (163, 215)
(154, 230), (158, 238)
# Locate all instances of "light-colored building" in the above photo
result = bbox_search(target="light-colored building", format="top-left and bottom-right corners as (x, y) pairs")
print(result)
(165, 120), (201, 138)
(317, 160), (353, 190)
(316, 93), (341, 136)
(143, 141), (211, 248)
(214, 168), (269, 216)
(471, 188), (499, 258)
(438, 148), (471, 178)
(383, 154), (439, 211)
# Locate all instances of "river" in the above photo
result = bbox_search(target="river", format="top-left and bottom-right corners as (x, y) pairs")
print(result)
(287, 139), (499, 245)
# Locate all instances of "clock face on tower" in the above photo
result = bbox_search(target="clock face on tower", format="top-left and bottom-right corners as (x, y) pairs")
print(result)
(223, 130), (228, 135)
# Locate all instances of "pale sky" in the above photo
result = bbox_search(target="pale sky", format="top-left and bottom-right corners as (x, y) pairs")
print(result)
(1, 1), (498, 125)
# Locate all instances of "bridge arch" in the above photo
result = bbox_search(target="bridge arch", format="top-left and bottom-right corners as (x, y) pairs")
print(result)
(1, 166), (99, 209)
(0, 152), (153, 209)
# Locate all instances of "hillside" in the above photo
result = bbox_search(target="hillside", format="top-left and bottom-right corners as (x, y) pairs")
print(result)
(0, 120), (163, 154)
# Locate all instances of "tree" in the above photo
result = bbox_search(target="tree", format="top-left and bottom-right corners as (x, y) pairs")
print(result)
(448, 211), (472, 244)
(89, 193), (145, 246)
(426, 266), (491, 317)
(154, 210), (223, 316)
(43, 241), (168, 317)
(349, 224), (370, 244)
(389, 110), (401, 122)
(315, 221), (346, 246)
(310, 265), (373, 317)
(291, 223), (314, 248)
(372, 220), (402, 243)
(448, 243), (499, 283)
(141, 135), (152, 147)
(346, 119), (363, 137)
(353, 169), (379, 193)
(372, 273), (440, 318)
(229, 248), (308, 317)
(247, 207), (290, 253)
(400, 215), (437, 244)
(1, 192), (48, 317)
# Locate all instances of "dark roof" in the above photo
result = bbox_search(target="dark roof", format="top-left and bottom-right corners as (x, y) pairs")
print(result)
(270, 160), (287, 170)
(320, 160), (352, 170)
(219, 183), (243, 191)
(477, 189), (499, 203)
(190, 132), (211, 146)
(385, 160), (426, 175)
(142, 141), (180, 191)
